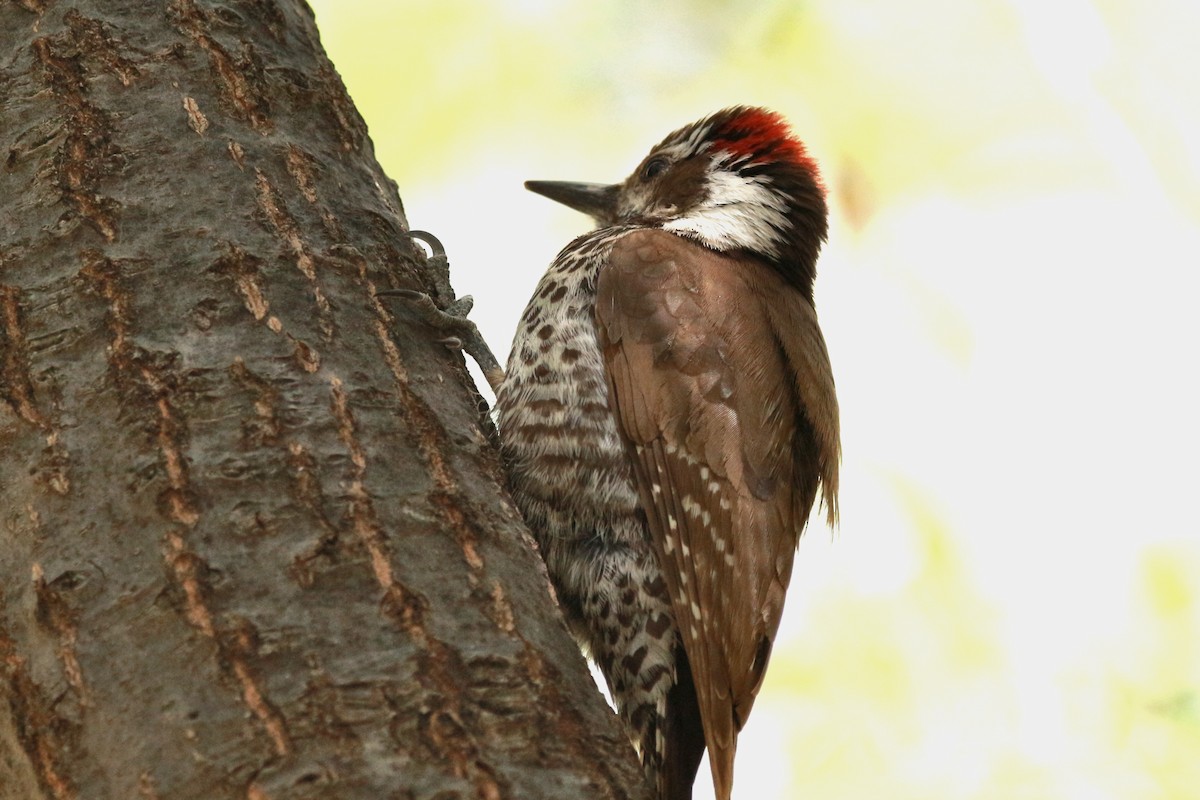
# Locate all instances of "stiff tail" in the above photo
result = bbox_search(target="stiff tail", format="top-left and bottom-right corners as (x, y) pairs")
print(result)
(659, 644), (707, 800)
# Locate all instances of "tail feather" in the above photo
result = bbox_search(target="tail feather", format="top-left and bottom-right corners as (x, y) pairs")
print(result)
(660, 645), (707, 800)
(706, 740), (735, 800)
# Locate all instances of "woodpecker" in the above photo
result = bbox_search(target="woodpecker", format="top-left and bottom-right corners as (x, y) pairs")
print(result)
(494, 107), (840, 800)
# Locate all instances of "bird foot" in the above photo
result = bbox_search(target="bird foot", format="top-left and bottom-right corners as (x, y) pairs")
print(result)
(379, 230), (505, 392)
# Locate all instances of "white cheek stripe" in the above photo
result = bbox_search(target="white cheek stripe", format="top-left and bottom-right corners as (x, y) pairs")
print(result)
(662, 167), (788, 258)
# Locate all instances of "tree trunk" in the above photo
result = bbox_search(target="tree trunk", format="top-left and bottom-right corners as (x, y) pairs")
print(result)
(0, 2), (648, 798)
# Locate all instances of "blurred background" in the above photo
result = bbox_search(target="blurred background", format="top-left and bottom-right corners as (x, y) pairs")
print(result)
(306, 1), (1200, 797)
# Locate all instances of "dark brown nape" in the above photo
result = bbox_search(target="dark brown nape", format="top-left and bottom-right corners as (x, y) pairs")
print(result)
(767, 161), (829, 301)
(661, 642), (707, 800)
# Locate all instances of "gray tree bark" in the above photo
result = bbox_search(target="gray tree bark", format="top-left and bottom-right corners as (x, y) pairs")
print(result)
(0, 2), (649, 798)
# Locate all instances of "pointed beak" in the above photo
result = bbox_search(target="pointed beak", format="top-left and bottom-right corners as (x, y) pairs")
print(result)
(524, 180), (620, 226)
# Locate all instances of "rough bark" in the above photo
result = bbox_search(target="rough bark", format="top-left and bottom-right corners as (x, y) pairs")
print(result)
(0, 2), (650, 798)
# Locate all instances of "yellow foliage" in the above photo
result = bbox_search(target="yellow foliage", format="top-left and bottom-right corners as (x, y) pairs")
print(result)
(309, 1), (1200, 797)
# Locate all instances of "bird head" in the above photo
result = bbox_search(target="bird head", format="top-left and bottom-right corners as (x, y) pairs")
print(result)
(526, 106), (828, 292)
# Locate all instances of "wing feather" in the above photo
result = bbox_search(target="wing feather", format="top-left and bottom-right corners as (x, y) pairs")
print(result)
(596, 229), (839, 798)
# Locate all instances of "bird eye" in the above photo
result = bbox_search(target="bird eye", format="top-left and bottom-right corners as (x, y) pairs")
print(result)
(641, 156), (669, 181)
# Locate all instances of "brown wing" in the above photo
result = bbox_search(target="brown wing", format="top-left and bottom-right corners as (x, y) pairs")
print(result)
(596, 229), (839, 799)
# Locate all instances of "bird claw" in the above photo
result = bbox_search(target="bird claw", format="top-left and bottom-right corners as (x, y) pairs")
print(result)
(378, 230), (505, 392)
